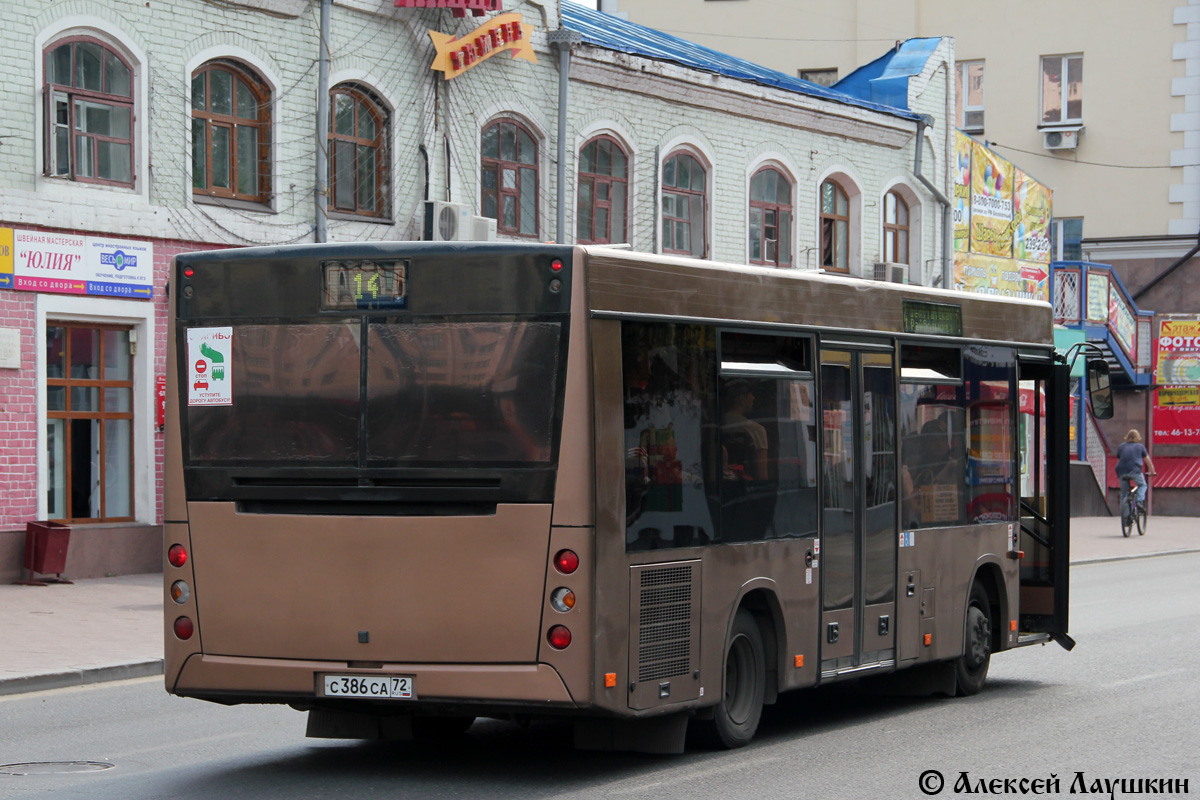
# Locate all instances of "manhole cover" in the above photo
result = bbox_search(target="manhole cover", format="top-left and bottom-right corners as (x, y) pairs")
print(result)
(0, 761), (114, 775)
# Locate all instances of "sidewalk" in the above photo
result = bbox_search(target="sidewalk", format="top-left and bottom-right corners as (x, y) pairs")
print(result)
(1, 517), (1196, 697)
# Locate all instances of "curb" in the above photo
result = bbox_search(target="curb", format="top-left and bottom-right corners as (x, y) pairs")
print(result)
(0, 659), (163, 698)
(1071, 547), (1200, 566)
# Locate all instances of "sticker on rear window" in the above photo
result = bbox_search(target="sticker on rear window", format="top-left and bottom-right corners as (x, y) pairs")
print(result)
(187, 327), (233, 406)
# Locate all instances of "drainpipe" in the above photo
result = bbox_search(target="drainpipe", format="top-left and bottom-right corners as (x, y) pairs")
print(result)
(547, 29), (582, 244)
(315, 0), (332, 243)
(914, 114), (951, 287)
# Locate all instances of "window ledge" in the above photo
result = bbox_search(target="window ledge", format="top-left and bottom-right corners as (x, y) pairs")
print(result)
(40, 174), (140, 196)
(1038, 123), (1084, 133)
(193, 193), (276, 214)
(328, 211), (394, 225)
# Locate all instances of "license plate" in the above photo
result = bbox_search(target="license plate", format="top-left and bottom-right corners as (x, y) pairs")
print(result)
(321, 674), (415, 700)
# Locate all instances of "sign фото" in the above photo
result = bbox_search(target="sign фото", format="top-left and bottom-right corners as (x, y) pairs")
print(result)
(1152, 316), (1200, 445)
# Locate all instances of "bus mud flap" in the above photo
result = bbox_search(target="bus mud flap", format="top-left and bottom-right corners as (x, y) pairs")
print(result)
(574, 713), (688, 754)
(306, 708), (414, 741)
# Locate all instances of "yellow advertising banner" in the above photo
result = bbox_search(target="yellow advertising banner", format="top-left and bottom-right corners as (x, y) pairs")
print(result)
(428, 13), (536, 79)
(953, 252), (1049, 302)
(953, 131), (972, 253)
(1013, 169), (1051, 263)
(970, 142), (1014, 258)
(1157, 386), (1200, 406)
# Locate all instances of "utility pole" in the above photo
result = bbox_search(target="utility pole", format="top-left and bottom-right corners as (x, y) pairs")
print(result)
(315, 0), (332, 242)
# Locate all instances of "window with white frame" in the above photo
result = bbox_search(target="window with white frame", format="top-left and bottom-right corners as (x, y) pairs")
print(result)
(46, 323), (134, 522)
(955, 60), (985, 132)
(192, 60), (272, 204)
(481, 118), (539, 237)
(577, 135), (629, 244)
(1041, 54), (1083, 125)
(329, 83), (389, 218)
(749, 166), (792, 267)
(820, 178), (850, 273)
(44, 37), (135, 186)
(883, 190), (910, 265)
(662, 150), (707, 258)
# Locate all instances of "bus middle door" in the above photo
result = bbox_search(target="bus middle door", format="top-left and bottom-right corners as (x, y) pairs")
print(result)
(819, 347), (898, 676)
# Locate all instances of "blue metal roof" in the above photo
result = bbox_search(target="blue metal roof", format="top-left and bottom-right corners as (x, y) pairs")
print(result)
(833, 37), (942, 111)
(560, 1), (923, 122)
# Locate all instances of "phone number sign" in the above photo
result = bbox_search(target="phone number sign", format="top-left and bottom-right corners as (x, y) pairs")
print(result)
(0, 227), (154, 299)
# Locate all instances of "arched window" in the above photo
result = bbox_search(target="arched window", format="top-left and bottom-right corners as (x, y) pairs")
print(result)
(44, 37), (134, 186)
(820, 179), (850, 272)
(481, 118), (538, 236)
(749, 167), (792, 267)
(662, 150), (706, 257)
(577, 135), (628, 244)
(883, 190), (910, 264)
(329, 84), (389, 218)
(191, 60), (271, 204)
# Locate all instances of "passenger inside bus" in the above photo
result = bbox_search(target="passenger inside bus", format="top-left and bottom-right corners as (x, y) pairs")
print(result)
(721, 379), (768, 481)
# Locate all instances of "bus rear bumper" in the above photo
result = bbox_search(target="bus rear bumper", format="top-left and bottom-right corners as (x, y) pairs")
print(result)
(171, 654), (578, 709)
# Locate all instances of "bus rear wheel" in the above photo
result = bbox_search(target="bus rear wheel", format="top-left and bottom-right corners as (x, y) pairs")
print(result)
(954, 583), (992, 696)
(697, 608), (765, 749)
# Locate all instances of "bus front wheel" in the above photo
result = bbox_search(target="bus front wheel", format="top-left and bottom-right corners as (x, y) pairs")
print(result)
(698, 608), (766, 748)
(954, 583), (992, 696)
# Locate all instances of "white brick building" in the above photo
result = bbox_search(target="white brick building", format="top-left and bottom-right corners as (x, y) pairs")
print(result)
(0, 0), (954, 579)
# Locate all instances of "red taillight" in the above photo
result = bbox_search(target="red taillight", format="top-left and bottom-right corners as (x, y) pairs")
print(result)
(547, 625), (572, 650)
(550, 259), (563, 272)
(173, 616), (194, 640)
(168, 544), (188, 568)
(183, 267), (194, 278)
(553, 549), (579, 574)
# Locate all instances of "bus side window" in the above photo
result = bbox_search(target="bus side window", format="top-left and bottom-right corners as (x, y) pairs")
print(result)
(899, 345), (966, 530)
(621, 321), (718, 552)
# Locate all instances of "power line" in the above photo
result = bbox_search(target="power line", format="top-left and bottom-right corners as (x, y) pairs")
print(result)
(988, 142), (1196, 170)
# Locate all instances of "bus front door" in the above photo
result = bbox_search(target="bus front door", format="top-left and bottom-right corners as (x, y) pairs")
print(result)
(1017, 356), (1073, 649)
(818, 348), (898, 675)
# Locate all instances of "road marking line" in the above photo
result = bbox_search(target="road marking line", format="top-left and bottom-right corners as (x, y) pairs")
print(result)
(1110, 668), (1187, 687)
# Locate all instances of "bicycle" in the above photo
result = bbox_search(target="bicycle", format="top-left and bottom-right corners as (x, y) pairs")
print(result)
(1119, 473), (1150, 537)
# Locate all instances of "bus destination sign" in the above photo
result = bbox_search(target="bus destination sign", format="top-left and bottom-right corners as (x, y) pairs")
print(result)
(322, 260), (408, 311)
(903, 300), (963, 337)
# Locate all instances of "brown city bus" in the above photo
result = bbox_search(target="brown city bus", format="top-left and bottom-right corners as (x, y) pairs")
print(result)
(163, 242), (1102, 753)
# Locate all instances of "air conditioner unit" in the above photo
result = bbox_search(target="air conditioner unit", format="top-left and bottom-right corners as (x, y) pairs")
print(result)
(468, 215), (497, 242)
(424, 200), (470, 242)
(873, 261), (907, 283)
(1043, 129), (1080, 151)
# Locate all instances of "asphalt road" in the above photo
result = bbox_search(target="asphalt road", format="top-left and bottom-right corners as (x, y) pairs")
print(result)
(2, 554), (1198, 800)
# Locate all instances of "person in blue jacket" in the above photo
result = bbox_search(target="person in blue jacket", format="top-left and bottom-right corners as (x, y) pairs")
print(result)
(1115, 429), (1157, 512)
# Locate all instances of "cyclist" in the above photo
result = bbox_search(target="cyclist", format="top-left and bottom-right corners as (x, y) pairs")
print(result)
(1115, 429), (1156, 515)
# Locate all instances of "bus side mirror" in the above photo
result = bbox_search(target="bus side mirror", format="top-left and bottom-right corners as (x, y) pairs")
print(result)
(1087, 358), (1114, 419)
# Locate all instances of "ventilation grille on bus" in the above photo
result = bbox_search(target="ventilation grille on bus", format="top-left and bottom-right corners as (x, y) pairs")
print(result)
(636, 564), (694, 683)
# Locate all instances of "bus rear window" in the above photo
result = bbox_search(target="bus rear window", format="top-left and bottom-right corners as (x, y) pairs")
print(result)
(366, 321), (562, 464)
(187, 324), (362, 463)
